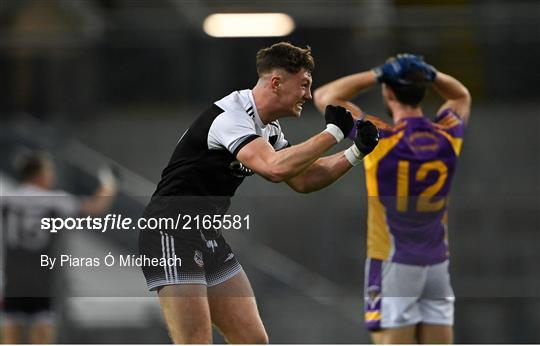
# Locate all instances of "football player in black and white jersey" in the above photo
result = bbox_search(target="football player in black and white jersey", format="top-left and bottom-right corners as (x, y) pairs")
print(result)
(139, 42), (379, 343)
(0, 152), (117, 344)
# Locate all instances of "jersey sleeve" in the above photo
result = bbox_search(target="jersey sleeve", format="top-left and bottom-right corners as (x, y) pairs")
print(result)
(207, 111), (261, 156)
(434, 108), (465, 138)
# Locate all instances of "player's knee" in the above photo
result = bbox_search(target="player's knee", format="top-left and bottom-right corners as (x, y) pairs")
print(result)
(170, 324), (212, 344)
(251, 330), (269, 344)
(173, 331), (211, 344)
(228, 329), (268, 344)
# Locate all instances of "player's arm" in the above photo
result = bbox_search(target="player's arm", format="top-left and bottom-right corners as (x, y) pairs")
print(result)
(432, 71), (471, 123)
(237, 133), (334, 183)
(313, 70), (378, 119)
(285, 120), (379, 193)
(237, 106), (356, 183)
(80, 167), (118, 215)
(284, 152), (351, 193)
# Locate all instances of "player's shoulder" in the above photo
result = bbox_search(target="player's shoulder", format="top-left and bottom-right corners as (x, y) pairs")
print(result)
(214, 90), (253, 119)
(433, 108), (464, 129)
(431, 108), (465, 140)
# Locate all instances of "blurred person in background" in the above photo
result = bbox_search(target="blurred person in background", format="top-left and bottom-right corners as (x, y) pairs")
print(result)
(314, 54), (471, 344)
(0, 151), (117, 344)
(138, 42), (379, 343)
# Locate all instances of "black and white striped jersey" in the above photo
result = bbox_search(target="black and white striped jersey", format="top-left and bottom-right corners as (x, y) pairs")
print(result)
(146, 89), (289, 216)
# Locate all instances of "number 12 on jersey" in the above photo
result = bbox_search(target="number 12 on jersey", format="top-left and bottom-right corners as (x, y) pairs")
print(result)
(396, 160), (448, 212)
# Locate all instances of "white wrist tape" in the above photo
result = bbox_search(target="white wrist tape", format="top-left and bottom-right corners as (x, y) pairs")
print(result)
(344, 145), (364, 166)
(324, 124), (344, 143)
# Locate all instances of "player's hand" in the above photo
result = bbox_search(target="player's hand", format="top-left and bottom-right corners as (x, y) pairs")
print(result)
(353, 120), (379, 156)
(411, 59), (437, 82)
(374, 53), (433, 84)
(344, 120), (379, 166)
(324, 105), (354, 143)
(373, 57), (405, 84)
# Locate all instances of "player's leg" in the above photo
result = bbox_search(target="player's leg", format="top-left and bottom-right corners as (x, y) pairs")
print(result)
(417, 260), (454, 344)
(29, 323), (55, 344)
(365, 260), (425, 344)
(140, 229), (212, 343)
(1, 323), (23, 344)
(1, 298), (27, 343)
(26, 298), (56, 344)
(208, 270), (268, 344)
(371, 325), (417, 344)
(158, 284), (213, 343)
(417, 323), (453, 344)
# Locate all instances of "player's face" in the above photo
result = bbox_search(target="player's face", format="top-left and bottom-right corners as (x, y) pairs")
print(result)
(277, 69), (312, 118)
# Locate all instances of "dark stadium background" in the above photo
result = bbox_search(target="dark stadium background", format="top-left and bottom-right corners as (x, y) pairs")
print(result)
(1, 0), (539, 343)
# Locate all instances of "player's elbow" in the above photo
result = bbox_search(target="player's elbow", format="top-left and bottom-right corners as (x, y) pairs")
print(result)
(264, 165), (291, 183)
(287, 180), (310, 194)
(465, 89), (472, 107)
(293, 185), (315, 194)
(458, 86), (472, 116)
(266, 170), (286, 183)
(460, 85), (472, 104)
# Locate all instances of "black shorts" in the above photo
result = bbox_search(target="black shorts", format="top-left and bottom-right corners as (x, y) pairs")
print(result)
(1, 297), (55, 325)
(139, 230), (242, 291)
(3, 297), (52, 314)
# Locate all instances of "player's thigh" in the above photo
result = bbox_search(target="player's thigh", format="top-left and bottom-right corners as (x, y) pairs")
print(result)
(28, 310), (56, 344)
(420, 260), (454, 322)
(370, 330), (385, 344)
(207, 270), (268, 344)
(158, 284), (212, 344)
(364, 260), (424, 332)
(417, 323), (453, 344)
(1, 323), (23, 344)
(371, 325), (417, 344)
(29, 323), (55, 344)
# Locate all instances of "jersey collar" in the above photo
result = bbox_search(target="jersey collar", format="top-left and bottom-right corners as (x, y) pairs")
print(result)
(247, 89), (266, 129)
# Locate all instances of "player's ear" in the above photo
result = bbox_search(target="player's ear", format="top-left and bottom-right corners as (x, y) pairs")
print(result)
(270, 71), (283, 93)
(383, 84), (396, 102)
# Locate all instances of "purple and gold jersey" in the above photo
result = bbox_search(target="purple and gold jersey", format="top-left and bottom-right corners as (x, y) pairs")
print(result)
(364, 109), (465, 265)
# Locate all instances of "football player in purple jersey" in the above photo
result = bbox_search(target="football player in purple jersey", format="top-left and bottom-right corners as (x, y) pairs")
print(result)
(315, 54), (471, 344)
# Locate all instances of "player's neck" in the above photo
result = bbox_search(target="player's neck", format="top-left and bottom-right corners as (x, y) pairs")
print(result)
(391, 106), (423, 124)
(252, 84), (279, 124)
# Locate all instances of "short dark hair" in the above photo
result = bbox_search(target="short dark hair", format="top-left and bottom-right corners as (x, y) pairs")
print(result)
(386, 69), (428, 107)
(13, 151), (51, 182)
(256, 42), (314, 76)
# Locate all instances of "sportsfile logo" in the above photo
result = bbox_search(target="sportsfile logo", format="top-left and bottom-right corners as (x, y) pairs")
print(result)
(40, 213), (251, 233)
(41, 214), (131, 233)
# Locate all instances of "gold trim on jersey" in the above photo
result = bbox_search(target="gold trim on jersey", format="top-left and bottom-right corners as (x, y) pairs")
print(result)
(364, 131), (405, 260)
(436, 129), (463, 156)
(365, 311), (381, 321)
(437, 113), (462, 128)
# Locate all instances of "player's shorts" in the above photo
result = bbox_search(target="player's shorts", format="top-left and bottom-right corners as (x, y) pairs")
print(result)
(139, 229), (242, 291)
(0, 297), (55, 325)
(364, 258), (454, 331)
